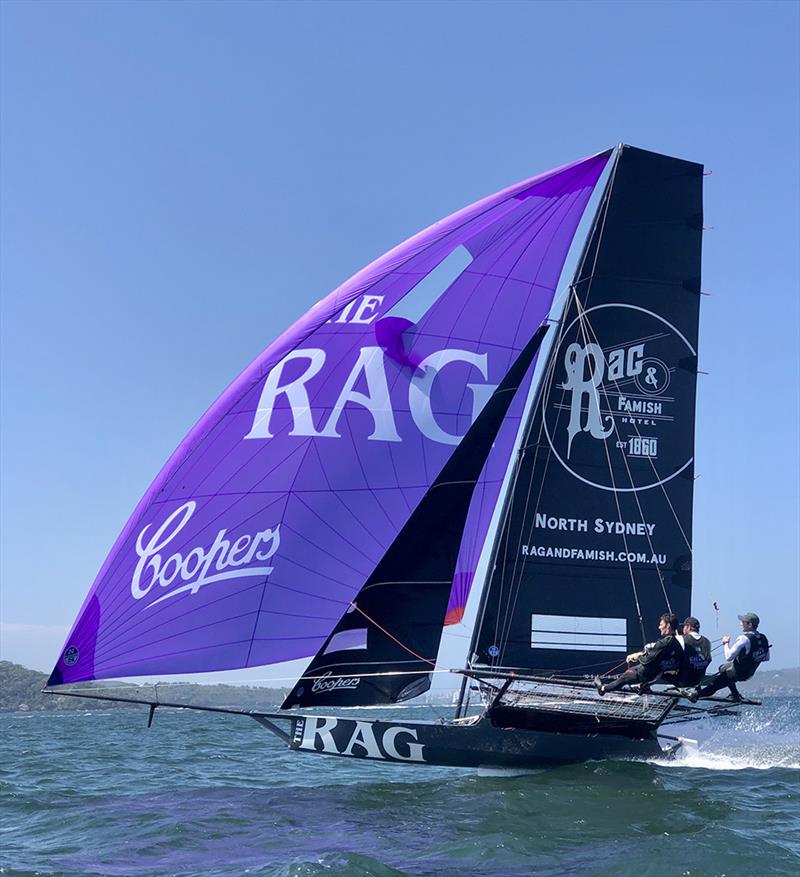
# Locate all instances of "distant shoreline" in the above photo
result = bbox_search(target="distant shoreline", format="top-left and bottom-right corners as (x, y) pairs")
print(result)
(2, 660), (798, 712)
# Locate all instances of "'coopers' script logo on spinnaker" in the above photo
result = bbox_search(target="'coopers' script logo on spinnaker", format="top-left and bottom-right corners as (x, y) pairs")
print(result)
(543, 303), (696, 493)
(131, 501), (280, 607)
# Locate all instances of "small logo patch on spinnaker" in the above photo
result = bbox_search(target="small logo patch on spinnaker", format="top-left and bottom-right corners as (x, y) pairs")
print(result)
(63, 646), (79, 666)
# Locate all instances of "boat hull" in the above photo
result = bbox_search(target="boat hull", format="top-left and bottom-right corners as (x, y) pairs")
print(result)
(260, 713), (666, 768)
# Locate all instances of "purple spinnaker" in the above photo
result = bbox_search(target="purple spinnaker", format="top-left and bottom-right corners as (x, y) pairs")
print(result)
(49, 152), (608, 685)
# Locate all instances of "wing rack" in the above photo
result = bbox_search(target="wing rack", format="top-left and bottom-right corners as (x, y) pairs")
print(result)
(459, 670), (677, 736)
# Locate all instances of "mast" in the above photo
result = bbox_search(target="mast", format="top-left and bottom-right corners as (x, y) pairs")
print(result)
(455, 147), (624, 717)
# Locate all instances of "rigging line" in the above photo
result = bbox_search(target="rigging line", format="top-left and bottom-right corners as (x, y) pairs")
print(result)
(482, 656), (631, 677)
(547, 175), (697, 558)
(581, 145), (623, 313)
(490, 291), (595, 659)
(481, 303), (576, 663)
(599, 659), (629, 676)
(475, 153), (622, 668)
(485, 307), (588, 657)
(571, 289), (647, 639)
(492, 152), (624, 661)
(464, 177), (614, 673)
(481, 422), (532, 654)
(595, 331), (671, 352)
(571, 294), (672, 611)
(482, 204), (598, 659)
(491, 327), (562, 661)
(485, 364), (554, 663)
(445, 192), (584, 497)
(536, 656), (629, 675)
(570, 294), (693, 555)
(445, 189), (585, 485)
(407, 179), (584, 482)
(468, 320), (560, 669)
(351, 603), (438, 668)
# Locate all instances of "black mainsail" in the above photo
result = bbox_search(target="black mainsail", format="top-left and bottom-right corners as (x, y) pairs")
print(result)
(471, 145), (703, 675)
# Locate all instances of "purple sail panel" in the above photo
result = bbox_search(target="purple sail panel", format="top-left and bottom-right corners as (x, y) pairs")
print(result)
(49, 152), (609, 685)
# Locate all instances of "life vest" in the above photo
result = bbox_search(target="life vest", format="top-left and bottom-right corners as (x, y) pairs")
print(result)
(733, 631), (770, 681)
(678, 633), (712, 685)
(639, 634), (682, 678)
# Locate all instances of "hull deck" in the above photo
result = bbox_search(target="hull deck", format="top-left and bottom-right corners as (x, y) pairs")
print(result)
(258, 710), (669, 769)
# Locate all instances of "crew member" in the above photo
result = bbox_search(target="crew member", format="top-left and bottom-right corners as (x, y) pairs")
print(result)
(686, 612), (770, 702)
(669, 616), (712, 687)
(594, 613), (682, 695)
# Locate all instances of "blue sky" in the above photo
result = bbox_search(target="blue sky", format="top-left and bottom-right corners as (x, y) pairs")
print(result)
(1, 0), (798, 675)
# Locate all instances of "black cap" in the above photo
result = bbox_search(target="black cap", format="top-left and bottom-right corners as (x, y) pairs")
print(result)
(683, 616), (700, 630)
(738, 612), (760, 627)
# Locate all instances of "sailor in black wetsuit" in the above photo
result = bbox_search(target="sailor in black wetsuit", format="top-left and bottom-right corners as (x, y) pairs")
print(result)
(686, 612), (770, 702)
(671, 616), (712, 687)
(594, 613), (682, 695)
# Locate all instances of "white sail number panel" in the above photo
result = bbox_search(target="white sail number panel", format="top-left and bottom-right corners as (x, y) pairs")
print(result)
(530, 615), (627, 652)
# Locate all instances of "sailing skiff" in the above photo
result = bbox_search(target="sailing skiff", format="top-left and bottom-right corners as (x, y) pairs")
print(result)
(46, 145), (758, 768)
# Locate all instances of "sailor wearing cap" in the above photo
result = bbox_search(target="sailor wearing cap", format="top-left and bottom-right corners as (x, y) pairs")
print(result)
(685, 612), (770, 702)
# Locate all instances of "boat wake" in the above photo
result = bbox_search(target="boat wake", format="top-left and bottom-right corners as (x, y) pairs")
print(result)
(655, 744), (800, 771)
(653, 704), (800, 770)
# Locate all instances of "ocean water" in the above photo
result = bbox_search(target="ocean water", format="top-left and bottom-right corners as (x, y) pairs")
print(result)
(2, 699), (799, 877)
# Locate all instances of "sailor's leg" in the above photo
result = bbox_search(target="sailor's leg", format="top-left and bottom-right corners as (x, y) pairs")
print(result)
(695, 663), (737, 699)
(721, 663), (746, 700)
(727, 681), (744, 701)
(601, 667), (644, 693)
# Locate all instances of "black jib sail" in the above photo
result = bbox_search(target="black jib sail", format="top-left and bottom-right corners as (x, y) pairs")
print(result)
(282, 325), (550, 709)
(472, 145), (703, 675)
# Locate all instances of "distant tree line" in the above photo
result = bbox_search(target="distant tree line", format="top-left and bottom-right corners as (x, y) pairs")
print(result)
(1, 660), (797, 713)
(0, 661), (289, 712)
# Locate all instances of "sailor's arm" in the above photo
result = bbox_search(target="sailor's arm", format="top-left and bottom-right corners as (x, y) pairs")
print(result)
(637, 637), (671, 666)
(722, 634), (749, 661)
